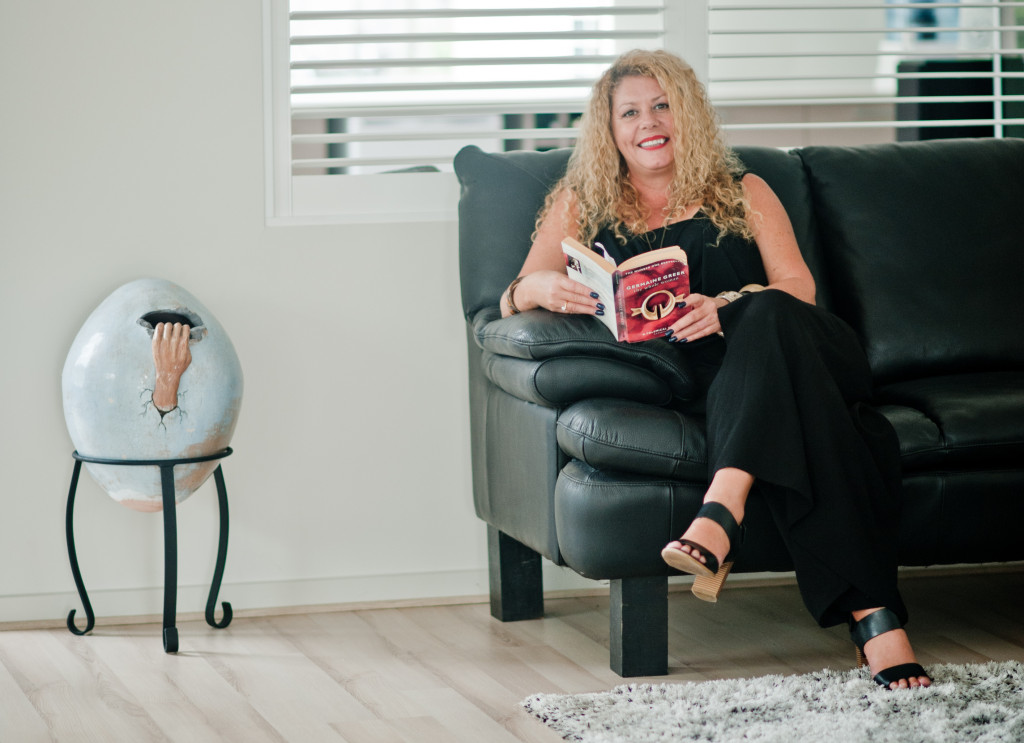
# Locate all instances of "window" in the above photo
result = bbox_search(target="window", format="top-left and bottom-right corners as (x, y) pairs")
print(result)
(264, 0), (681, 222)
(264, 1), (1024, 223)
(708, 1), (1024, 148)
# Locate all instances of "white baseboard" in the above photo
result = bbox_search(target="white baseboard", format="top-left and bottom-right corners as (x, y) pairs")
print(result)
(4, 562), (1017, 628)
(0, 564), (599, 626)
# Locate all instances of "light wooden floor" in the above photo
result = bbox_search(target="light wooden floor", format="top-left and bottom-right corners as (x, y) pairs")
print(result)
(2, 569), (1023, 742)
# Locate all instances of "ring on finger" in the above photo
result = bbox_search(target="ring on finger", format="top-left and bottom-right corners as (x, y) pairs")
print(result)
(561, 302), (568, 312)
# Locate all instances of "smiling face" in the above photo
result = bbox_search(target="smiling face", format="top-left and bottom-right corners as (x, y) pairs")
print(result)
(610, 75), (675, 179)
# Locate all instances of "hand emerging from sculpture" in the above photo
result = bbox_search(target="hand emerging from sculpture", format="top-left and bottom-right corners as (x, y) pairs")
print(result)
(152, 322), (192, 412)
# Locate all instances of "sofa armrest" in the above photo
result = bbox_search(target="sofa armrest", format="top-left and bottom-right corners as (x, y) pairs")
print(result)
(481, 352), (675, 407)
(471, 306), (700, 402)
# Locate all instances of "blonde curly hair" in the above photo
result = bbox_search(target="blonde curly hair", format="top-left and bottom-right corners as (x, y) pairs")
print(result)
(538, 49), (753, 247)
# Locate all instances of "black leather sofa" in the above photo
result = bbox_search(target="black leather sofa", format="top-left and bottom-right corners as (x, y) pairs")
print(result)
(455, 138), (1024, 677)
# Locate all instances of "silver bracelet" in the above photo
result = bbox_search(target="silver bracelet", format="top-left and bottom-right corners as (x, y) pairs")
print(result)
(716, 290), (743, 304)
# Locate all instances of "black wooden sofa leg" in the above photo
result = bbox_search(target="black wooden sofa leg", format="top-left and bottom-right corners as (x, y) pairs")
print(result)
(610, 576), (668, 677)
(488, 526), (544, 622)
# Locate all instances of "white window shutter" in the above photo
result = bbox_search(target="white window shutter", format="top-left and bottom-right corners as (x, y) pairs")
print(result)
(266, 1), (1022, 220)
(288, 3), (667, 175)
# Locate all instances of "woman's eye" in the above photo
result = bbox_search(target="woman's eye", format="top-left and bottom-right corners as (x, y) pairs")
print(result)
(654, 102), (669, 111)
(622, 109), (637, 118)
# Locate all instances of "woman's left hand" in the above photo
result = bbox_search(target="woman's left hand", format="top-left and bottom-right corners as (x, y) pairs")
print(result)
(665, 294), (728, 343)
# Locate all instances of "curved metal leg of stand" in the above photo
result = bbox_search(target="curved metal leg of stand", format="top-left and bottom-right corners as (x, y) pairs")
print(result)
(66, 460), (96, 636)
(205, 465), (233, 629)
(66, 448), (233, 651)
(160, 465), (179, 653)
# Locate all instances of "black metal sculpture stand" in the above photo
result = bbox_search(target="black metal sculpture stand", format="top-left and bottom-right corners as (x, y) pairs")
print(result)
(65, 448), (234, 653)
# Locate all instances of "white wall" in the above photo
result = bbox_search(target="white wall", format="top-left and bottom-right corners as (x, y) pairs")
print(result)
(0, 1), (592, 624)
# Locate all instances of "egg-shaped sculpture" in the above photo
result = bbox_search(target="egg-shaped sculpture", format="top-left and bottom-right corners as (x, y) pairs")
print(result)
(62, 279), (243, 511)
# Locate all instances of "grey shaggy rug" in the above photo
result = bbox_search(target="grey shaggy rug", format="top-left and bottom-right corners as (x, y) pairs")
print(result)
(522, 661), (1024, 743)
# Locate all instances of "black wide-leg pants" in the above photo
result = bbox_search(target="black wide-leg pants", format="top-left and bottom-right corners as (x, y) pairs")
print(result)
(705, 290), (906, 628)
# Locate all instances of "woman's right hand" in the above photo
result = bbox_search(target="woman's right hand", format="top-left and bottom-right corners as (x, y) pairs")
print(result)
(664, 293), (728, 342)
(504, 270), (604, 317)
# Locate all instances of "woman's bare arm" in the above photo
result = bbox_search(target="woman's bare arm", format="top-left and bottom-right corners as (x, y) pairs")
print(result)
(665, 174), (815, 342)
(743, 173), (816, 304)
(500, 189), (603, 317)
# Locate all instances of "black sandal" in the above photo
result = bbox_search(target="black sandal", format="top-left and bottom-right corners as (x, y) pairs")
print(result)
(661, 501), (744, 603)
(849, 608), (930, 689)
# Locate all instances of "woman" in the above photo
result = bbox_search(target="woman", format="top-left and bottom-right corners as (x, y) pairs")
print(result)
(500, 49), (930, 690)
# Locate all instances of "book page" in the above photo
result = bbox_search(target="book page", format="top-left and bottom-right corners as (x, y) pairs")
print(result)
(618, 244), (688, 272)
(562, 238), (618, 338)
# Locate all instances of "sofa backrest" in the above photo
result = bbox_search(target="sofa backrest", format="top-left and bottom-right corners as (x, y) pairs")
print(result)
(798, 138), (1024, 384)
(456, 146), (573, 319)
(455, 144), (826, 318)
(455, 139), (1024, 385)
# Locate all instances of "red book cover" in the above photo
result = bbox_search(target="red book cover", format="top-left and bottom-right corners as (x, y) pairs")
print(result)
(562, 237), (691, 343)
(614, 257), (691, 342)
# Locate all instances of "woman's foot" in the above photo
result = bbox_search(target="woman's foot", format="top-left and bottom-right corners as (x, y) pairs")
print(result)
(662, 469), (751, 573)
(662, 502), (740, 572)
(852, 608), (932, 690)
(661, 497), (745, 602)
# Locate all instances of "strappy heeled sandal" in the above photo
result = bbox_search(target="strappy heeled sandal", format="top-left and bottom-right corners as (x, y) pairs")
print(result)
(849, 608), (930, 689)
(660, 501), (744, 603)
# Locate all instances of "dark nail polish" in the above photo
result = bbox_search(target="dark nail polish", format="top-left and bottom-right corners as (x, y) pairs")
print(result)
(590, 292), (599, 299)
(596, 310), (604, 316)
(596, 303), (605, 310)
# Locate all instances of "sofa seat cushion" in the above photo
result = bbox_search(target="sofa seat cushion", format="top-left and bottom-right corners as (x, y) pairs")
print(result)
(554, 460), (795, 579)
(876, 371), (1024, 471)
(556, 399), (708, 481)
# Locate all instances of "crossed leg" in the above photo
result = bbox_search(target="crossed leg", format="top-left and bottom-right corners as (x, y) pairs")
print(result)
(661, 467), (931, 690)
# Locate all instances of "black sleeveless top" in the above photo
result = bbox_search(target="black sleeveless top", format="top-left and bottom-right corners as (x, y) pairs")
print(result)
(593, 212), (768, 298)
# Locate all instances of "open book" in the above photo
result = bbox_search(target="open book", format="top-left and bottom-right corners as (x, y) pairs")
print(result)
(562, 236), (691, 343)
